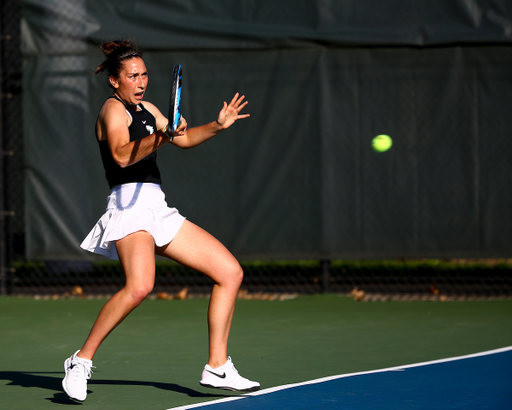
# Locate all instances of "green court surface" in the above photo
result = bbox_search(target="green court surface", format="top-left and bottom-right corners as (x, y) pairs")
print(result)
(1, 295), (511, 409)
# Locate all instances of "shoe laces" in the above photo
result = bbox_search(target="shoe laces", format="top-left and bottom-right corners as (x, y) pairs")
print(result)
(68, 360), (95, 381)
(223, 358), (242, 378)
(229, 363), (239, 376)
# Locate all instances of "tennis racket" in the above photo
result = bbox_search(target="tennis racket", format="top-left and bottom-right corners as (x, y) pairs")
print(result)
(168, 64), (183, 132)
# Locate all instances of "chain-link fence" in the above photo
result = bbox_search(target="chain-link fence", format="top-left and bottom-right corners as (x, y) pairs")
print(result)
(3, 1), (512, 298)
(8, 259), (512, 299)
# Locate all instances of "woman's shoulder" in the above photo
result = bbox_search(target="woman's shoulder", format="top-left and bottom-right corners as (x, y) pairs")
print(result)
(141, 100), (158, 114)
(99, 97), (127, 118)
(96, 97), (132, 136)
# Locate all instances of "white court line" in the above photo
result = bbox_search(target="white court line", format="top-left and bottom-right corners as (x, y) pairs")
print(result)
(167, 346), (512, 410)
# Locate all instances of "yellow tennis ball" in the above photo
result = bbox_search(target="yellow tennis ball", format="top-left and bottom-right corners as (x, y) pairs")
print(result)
(372, 135), (392, 152)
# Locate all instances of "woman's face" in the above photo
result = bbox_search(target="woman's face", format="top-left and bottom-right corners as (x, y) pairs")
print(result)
(110, 57), (148, 105)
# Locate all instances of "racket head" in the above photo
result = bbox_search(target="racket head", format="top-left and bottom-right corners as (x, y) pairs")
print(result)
(168, 64), (182, 132)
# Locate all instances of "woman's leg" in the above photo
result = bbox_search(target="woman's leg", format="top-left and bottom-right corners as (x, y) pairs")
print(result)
(77, 230), (156, 360)
(157, 220), (243, 369)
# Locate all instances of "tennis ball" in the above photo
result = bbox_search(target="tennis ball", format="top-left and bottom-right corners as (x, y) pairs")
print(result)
(372, 135), (392, 152)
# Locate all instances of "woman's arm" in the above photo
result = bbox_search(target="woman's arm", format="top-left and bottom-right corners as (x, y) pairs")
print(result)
(98, 98), (185, 168)
(102, 92), (249, 167)
(147, 93), (249, 150)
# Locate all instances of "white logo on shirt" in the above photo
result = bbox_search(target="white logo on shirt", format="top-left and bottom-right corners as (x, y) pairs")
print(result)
(146, 124), (154, 134)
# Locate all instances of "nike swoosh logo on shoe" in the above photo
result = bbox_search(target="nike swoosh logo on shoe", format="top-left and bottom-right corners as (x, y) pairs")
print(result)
(206, 369), (226, 379)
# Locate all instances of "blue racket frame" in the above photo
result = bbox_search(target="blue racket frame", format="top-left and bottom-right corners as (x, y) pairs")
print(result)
(169, 64), (182, 132)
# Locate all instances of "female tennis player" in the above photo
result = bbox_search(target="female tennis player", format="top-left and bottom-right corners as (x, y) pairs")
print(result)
(61, 39), (259, 402)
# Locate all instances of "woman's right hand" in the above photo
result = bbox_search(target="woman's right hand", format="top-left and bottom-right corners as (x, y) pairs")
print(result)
(172, 117), (187, 138)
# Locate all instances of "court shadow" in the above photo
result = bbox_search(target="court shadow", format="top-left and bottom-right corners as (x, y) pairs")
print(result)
(89, 378), (230, 398)
(0, 371), (61, 391)
(1, 371), (80, 405)
(46, 392), (84, 405)
(1, 370), (231, 404)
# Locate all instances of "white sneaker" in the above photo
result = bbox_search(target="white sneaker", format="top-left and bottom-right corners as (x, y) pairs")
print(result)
(62, 350), (94, 402)
(200, 357), (260, 392)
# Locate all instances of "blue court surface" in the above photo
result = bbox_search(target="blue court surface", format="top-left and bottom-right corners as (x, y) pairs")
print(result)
(169, 347), (512, 410)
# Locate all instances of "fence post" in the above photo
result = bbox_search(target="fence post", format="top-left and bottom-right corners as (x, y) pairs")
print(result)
(0, 0), (17, 295)
(321, 259), (331, 293)
(0, 11), (5, 295)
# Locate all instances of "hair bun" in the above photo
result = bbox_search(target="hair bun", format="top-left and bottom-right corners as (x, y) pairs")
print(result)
(94, 39), (143, 77)
(101, 40), (133, 57)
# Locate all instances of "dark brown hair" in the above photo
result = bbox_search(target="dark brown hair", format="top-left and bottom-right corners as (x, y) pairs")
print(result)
(95, 40), (143, 80)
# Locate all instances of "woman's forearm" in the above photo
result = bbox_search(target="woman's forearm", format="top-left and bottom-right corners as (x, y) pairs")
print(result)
(174, 121), (224, 149)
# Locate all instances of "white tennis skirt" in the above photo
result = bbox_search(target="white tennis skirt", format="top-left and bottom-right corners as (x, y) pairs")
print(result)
(80, 183), (186, 260)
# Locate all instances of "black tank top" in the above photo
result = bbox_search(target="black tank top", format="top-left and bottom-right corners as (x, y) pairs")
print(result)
(98, 96), (162, 189)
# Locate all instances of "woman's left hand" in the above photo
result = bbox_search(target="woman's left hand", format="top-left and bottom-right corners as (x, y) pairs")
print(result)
(216, 93), (250, 129)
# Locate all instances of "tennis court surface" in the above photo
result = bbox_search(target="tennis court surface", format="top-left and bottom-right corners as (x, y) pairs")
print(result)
(170, 347), (512, 409)
(1, 295), (511, 409)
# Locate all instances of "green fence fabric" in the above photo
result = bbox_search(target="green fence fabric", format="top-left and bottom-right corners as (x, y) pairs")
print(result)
(20, 1), (512, 260)
(21, 0), (512, 53)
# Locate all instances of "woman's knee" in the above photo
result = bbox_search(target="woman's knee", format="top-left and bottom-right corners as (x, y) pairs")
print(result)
(126, 282), (154, 305)
(221, 260), (244, 288)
